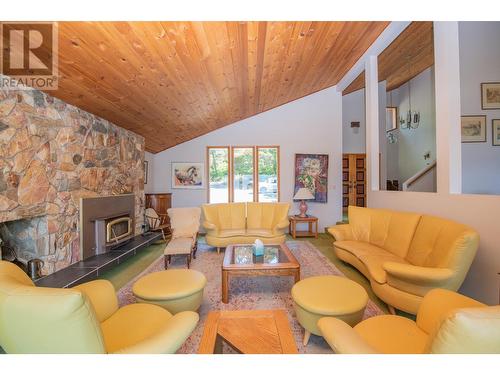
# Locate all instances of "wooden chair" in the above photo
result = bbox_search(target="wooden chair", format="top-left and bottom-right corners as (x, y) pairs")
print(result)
(145, 207), (170, 241)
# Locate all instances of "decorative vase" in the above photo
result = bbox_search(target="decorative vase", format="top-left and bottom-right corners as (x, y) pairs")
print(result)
(298, 200), (308, 217)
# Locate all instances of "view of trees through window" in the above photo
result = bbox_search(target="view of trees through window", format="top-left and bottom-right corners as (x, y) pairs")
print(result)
(207, 146), (279, 203)
(208, 147), (229, 203)
(257, 147), (279, 202)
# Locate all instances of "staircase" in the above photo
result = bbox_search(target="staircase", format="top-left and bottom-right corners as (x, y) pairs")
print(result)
(402, 161), (437, 192)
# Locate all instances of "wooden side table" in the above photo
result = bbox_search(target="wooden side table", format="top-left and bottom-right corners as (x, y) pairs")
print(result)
(289, 215), (318, 239)
(198, 309), (298, 354)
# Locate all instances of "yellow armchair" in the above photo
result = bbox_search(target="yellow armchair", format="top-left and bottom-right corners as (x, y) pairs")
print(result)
(318, 289), (500, 354)
(0, 260), (199, 353)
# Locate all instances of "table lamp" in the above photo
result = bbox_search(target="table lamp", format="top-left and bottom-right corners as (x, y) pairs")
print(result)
(293, 188), (315, 217)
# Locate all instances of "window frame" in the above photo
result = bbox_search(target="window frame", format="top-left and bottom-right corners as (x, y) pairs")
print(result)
(207, 145), (280, 203)
(256, 145), (281, 202)
(206, 146), (231, 204)
(231, 146), (256, 203)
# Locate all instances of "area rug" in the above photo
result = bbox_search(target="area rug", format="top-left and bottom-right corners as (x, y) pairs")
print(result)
(117, 241), (383, 354)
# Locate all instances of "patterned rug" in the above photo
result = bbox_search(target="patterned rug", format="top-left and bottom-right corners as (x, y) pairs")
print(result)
(117, 241), (383, 354)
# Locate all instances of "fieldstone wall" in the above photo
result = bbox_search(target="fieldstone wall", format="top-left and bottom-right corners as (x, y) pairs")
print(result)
(0, 84), (145, 275)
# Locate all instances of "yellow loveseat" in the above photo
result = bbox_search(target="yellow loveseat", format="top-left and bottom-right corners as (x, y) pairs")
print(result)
(202, 202), (290, 252)
(328, 206), (479, 315)
(318, 288), (500, 353)
(0, 260), (199, 353)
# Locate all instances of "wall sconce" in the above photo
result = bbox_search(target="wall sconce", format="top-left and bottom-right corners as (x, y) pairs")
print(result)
(350, 121), (360, 134)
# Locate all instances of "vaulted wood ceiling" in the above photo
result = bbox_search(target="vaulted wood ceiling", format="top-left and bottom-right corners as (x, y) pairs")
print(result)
(343, 21), (434, 95)
(51, 22), (389, 153)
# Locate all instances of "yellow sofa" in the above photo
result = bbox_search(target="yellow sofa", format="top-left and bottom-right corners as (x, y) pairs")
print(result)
(202, 202), (290, 251)
(318, 288), (500, 353)
(328, 206), (479, 315)
(0, 260), (199, 353)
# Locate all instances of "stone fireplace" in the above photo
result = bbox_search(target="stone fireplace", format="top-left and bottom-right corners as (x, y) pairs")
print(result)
(0, 79), (145, 275)
(0, 216), (52, 263)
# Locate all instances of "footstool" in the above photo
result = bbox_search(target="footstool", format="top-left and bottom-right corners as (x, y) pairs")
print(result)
(132, 269), (207, 314)
(164, 237), (197, 269)
(291, 275), (368, 346)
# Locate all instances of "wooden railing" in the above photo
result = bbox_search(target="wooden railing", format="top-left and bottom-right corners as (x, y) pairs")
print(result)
(402, 161), (437, 191)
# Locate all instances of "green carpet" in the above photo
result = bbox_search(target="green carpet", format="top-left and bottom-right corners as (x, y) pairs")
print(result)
(0, 230), (414, 354)
(99, 232), (392, 314)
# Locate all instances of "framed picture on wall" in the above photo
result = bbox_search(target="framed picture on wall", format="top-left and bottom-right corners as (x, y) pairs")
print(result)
(144, 161), (148, 184)
(461, 115), (487, 143)
(493, 119), (500, 146)
(293, 154), (328, 203)
(481, 82), (500, 110)
(385, 107), (398, 132)
(171, 162), (205, 189)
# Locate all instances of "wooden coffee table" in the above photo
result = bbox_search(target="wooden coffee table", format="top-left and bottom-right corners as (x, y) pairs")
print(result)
(222, 243), (300, 304)
(198, 309), (298, 354)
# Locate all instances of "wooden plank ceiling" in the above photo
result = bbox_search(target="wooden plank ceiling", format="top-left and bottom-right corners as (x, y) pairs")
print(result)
(343, 21), (434, 95)
(52, 22), (389, 153)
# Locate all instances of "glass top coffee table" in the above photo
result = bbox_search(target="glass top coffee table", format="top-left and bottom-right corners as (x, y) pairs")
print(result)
(221, 243), (300, 303)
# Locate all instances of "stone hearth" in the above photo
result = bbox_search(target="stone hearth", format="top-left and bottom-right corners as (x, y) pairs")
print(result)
(0, 79), (145, 275)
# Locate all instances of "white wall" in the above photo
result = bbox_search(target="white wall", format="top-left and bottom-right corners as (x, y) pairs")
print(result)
(342, 89), (366, 153)
(385, 67), (437, 184)
(144, 151), (155, 193)
(459, 21), (500, 195)
(366, 22), (500, 305)
(149, 87), (343, 230)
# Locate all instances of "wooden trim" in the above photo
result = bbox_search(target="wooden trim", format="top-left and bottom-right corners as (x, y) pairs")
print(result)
(206, 146), (231, 203)
(222, 243), (300, 304)
(385, 106), (398, 132)
(481, 82), (500, 110)
(231, 146), (256, 203)
(256, 145), (280, 202)
(402, 160), (437, 189)
(493, 119), (500, 146)
(198, 311), (221, 354)
(210, 145), (281, 203)
(461, 115), (487, 143)
(273, 310), (299, 354)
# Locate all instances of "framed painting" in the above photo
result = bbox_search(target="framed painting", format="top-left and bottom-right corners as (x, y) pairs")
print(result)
(144, 160), (148, 184)
(481, 82), (500, 110)
(493, 119), (500, 146)
(461, 115), (486, 143)
(385, 107), (398, 132)
(172, 162), (205, 189)
(294, 154), (328, 203)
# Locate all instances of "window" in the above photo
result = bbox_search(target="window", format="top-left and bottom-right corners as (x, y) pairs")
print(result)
(257, 146), (279, 202)
(207, 146), (280, 203)
(207, 147), (230, 203)
(232, 147), (255, 202)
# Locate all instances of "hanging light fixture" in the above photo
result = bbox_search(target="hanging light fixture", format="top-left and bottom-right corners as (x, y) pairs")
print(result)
(399, 55), (420, 130)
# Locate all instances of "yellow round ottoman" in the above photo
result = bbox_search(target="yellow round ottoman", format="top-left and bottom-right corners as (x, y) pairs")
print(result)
(291, 275), (368, 345)
(132, 269), (207, 314)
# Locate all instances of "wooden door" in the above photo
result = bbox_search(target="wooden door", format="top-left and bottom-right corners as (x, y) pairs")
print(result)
(342, 154), (366, 213)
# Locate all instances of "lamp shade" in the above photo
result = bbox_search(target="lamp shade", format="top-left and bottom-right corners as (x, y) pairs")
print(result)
(293, 188), (315, 200)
